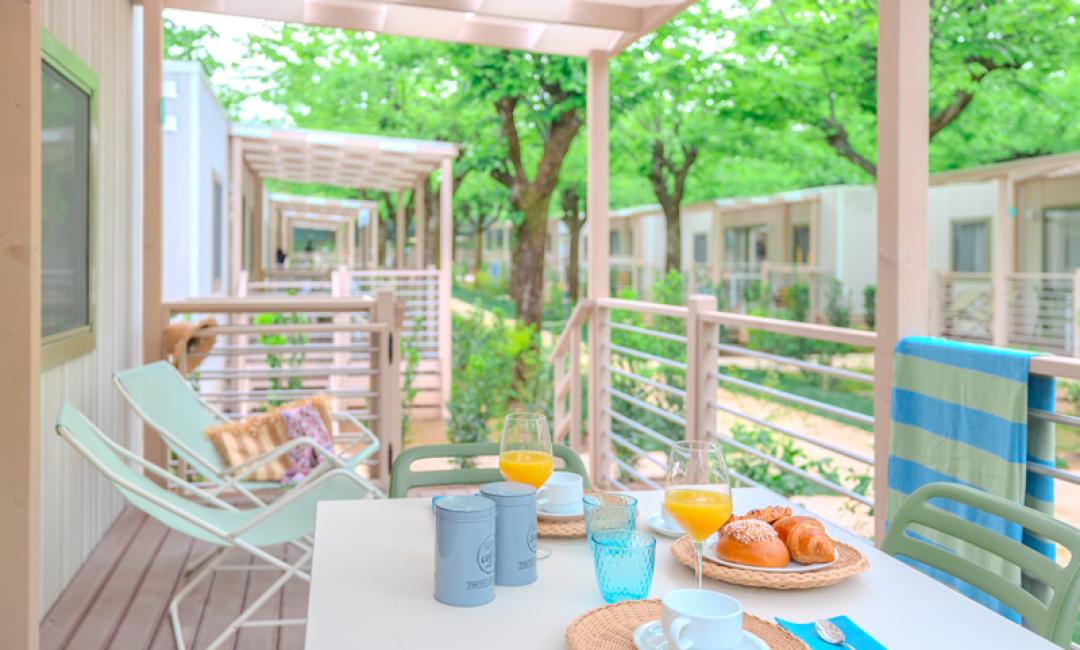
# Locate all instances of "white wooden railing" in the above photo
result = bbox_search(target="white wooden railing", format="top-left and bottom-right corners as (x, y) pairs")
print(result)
(553, 296), (1080, 531)
(162, 292), (402, 479)
(933, 269), (1080, 356)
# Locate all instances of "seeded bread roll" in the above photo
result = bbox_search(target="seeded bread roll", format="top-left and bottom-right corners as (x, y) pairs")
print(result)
(714, 519), (790, 568)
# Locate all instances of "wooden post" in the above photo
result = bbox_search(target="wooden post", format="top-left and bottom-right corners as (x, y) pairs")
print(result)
(143, 0), (168, 469)
(586, 51), (611, 484)
(369, 193), (380, 269)
(991, 175), (1013, 347)
(251, 176), (264, 280)
(0, 1), (41, 643)
(808, 199), (820, 321)
(229, 136), (243, 289)
(569, 325), (583, 452)
(395, 190), (406, 269)
(685, 295), (719, 443)
(415, 180), (426, 269)
(439, 162), (453, 412)
(873, 0), (930, 545)
(330, 267), (350, 415)
(374, 289), (402, 479)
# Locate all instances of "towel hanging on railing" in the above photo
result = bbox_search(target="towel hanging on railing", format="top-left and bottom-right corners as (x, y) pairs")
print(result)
(886, 336), (1056, 623)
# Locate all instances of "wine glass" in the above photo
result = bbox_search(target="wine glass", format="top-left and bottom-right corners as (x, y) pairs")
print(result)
(664, 440), (732, 589)
(498, 412), (553, 489)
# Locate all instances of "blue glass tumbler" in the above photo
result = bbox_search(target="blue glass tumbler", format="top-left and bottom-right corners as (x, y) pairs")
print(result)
(583, 493), (638, 544)
(590, 530), (656, 603)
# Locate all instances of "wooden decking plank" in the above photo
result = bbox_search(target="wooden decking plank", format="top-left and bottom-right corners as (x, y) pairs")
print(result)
(191, 548), (254, 650)
(66, 514), (170, 649)
(40, 508), (147, 650)
(107, 527), (195, 650)
(235, 544), (287, 650)
(278, 545), (309, 650)
(148, 539), (218, 650)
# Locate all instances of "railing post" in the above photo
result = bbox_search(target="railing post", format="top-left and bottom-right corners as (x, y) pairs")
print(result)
(330, 267), (350, 415)
(991, 175), (1013, 348)
(686, 295), (719, 443)
(569, 323), (583, 452)
(928, 271), (942, 337)
(234, 272), (251, 416)
(587, 302), (611, 486)
(1072, 268), (1080, 357)
(374, 289), (402, 481)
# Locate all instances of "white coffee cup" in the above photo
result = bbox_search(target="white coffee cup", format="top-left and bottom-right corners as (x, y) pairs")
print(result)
(536, 471), (583, 514)
(660, 503), (683, 532)
(662, 589), (744, 650)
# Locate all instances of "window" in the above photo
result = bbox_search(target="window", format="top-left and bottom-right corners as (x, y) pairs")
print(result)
(724, 225), (768, 265)
(41, 31), (96, 369)
(212, 178), (224, 287)
(951, 220), (990, 272)
(693, 233), (708, 264)
(609, 230), (622, 255)
(1042, 207), (1080, 273)
(792, 225), (811, 264)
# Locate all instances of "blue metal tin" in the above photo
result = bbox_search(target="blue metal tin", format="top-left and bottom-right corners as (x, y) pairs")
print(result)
(434, 495), (496, 607)
(479, 481), (538, 587)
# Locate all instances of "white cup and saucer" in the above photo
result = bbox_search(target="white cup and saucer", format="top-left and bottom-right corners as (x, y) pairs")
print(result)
(634, 590), (767, 650)
(645, 503), (685, 538)
(536, 471), (584, 520)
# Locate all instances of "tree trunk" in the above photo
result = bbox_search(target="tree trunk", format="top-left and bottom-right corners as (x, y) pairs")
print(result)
(566, 220), (582, 303)
(377, 219), (389, 268)
(663, 200), (681, 273)
(510, 196), (550, 329)
(472, 223), (484, 284)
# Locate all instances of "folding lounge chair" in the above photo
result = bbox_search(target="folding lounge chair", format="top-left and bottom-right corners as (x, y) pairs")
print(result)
(114, 361), (384, 504)
(57, 402), (375, 650)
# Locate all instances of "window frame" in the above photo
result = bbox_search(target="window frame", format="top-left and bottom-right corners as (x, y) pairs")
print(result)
(41, 29), (98, 370)
(949, 217), (992, 273)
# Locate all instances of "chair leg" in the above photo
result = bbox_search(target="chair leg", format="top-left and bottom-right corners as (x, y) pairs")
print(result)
(204, 548), (314, 650)
(170, 547), (227, 650)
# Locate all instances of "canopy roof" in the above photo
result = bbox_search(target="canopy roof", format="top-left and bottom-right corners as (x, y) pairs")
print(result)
(929, 151), (1080, 185)
(269, 193), (368, 220)
(233, 124), (458, 191)
(166, 0), (695, 57)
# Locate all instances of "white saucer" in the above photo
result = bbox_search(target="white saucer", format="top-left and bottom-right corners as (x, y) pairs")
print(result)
(701, 532), (839, 573)
(633, 620), (768, 650)
(537, 503), (584, 521)
(645, 512), (685, 538)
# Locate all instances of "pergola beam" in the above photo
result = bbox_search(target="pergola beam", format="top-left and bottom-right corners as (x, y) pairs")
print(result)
(873, 0), (930, 544)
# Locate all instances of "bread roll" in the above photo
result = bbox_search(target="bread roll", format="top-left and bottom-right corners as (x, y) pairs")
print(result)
(715, 519), (790, 568)
(772, 516), (824, 544)
(730, 505), (791, 525)
(785, 520), (836, 564)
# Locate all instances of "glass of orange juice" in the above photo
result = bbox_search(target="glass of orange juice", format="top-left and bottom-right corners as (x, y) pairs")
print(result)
(499, 413), (554, 489)
(664, 440), (732, 589)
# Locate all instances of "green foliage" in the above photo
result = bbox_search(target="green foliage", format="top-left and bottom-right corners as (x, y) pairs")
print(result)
(163, 17), (222, 78)
(824, 279), (851, 329)
(863, 285), (877, 330)
(400, 318), (423, 444)
(446, 311), (550, 455)
(253, 311), (308, 407)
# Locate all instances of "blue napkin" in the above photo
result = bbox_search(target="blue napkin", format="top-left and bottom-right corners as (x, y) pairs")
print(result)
(775, 616), (886, 650)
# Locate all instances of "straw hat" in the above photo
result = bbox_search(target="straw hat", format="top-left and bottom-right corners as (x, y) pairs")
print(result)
(162, 318), (218, 373)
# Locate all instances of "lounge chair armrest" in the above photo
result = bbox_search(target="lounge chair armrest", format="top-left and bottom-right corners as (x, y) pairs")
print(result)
(226, 468), (378, 538)
(331, 411), (380, 463)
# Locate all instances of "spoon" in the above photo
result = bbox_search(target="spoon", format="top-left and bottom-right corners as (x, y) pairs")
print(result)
(814, 619), (854, 650)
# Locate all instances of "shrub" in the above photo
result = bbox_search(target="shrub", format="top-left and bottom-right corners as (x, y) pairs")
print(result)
(862, 285), (876, 330)
(824, 279), (851, 328)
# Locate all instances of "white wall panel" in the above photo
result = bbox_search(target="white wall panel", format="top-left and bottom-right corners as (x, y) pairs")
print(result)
(39, 0), (141, 615)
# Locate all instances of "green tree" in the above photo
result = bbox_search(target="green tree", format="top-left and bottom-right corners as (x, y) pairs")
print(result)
(163, 17), (222, 78)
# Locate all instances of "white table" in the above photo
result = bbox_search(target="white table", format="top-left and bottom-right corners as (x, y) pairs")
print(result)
(305, 488), (1055, 649)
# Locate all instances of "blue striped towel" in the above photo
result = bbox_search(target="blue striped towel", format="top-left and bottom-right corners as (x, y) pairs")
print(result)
(886, 336), (1056, 622)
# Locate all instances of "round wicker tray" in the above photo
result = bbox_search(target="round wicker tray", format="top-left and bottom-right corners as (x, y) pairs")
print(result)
(565, 599), (806, 650)
(671, 536), (869, 589)
(537, 516), (586, 538)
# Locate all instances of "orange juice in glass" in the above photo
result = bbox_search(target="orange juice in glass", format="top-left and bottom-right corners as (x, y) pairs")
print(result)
(666, 440), (732, 589)
(663, 487), (732, 541)
(499, 413), (553, 489)
(499, 449), (554, 488)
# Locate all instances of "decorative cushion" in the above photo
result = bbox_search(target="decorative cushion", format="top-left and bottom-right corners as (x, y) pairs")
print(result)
(204, 395), (333, 481)
(280, 403), (335, 485)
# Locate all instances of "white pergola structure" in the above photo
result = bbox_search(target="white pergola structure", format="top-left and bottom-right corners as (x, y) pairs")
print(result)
(231, 124), (458, 279)
(269, 194), (365, 270)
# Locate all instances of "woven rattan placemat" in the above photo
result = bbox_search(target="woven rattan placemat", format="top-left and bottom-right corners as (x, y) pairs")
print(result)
(565, 599), (806, 649)
(537, 516), (586, 538)
(671, 536), (869, 589)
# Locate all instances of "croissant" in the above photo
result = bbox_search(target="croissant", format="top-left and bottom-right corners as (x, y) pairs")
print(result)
(784, 519), (836, 564)
(773, 515), (824, 544)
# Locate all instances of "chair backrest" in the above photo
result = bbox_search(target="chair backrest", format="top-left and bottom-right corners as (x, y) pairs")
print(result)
(881, 482), (1080, 647)
(389, 442), (590, 498)
(113, 361), (227, 480)
(55, 402), (230, 545)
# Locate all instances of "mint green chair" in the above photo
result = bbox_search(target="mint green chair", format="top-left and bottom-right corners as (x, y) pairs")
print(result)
(57, 402), (377, 650)
(881, 482), (1080, 648)
(114, 361), (383, 504)
(389, 442), (590, 498)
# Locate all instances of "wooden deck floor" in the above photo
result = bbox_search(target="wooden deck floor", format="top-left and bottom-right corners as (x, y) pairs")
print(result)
(41, 507), (308, 650)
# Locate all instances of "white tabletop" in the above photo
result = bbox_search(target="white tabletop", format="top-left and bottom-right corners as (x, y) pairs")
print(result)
(305, 488), (1054, 649)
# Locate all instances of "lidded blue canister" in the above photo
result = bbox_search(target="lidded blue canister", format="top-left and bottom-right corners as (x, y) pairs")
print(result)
(479, 481), (538, 586)
(434, 495), (496, 607)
